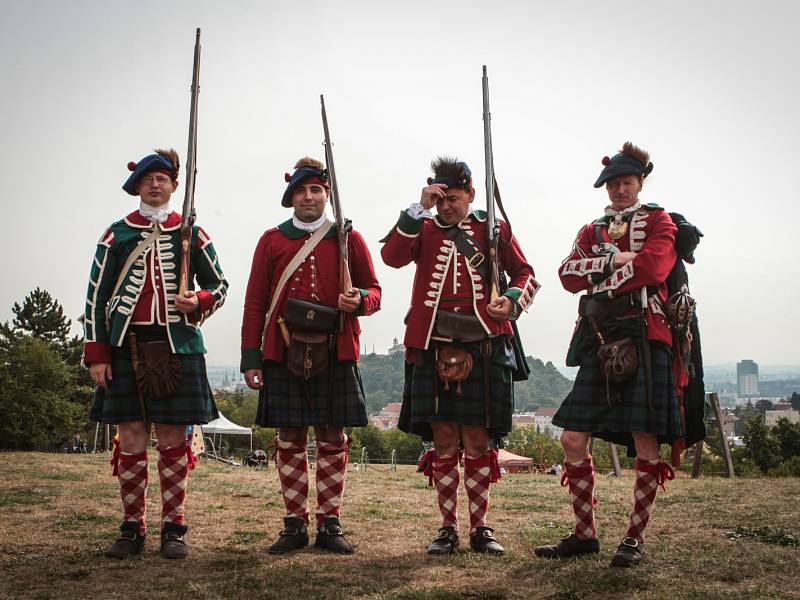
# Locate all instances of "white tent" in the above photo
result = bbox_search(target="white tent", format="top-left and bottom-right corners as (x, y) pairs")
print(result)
(202, 412), (253, 453)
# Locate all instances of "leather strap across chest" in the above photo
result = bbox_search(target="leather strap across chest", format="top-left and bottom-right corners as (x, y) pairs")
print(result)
(445, 226), (490, 282)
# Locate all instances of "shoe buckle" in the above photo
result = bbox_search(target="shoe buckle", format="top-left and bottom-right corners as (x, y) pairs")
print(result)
(165, 532), (184, 542)
(281, 527), (299, 536)
(621, 537), (639, 548)
(436, 530), (450, 540)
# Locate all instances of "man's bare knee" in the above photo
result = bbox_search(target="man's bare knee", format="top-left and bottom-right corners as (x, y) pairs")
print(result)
(314, 426), (344, 445)
(431, 421), (460, 457)
(279, 427), (308, 445)
(560, 430), (590, 457)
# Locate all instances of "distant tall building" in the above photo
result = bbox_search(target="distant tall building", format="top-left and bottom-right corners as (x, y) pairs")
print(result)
(737, 360), (759, 397)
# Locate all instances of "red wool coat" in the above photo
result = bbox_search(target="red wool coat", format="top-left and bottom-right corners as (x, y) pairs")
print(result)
(381, 209), (538, 350)
(240, 220), (381, 371)
(558, 203), (677, 346)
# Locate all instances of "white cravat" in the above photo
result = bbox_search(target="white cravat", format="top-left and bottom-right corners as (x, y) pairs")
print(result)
(292, 212), (330, 232)
(139, 202), (172, 224)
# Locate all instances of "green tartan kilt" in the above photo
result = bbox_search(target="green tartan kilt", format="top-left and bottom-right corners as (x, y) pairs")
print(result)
(90, 346), (218, 425)
(256, 360), (368, 428)
(552, 341), (683, 450)
(398, 338), (515, 443)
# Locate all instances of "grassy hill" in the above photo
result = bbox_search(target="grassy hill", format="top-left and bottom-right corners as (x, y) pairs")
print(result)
(1, 452), (798, 599)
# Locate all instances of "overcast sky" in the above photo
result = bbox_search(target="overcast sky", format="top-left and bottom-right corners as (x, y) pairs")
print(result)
(1, 0), (798, 368)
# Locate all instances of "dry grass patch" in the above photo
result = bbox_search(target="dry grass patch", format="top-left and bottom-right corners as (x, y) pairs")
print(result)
(0, 453), (799, 599)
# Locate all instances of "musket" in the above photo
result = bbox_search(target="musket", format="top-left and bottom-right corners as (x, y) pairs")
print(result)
(320, 94), (353, 333)
(481, 66), (532, 382)
(179, 28), (201, 296)
(482, 65), (501, 303)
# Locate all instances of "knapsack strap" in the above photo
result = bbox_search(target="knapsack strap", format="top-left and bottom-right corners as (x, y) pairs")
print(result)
(110, 224), (162, 302)
(264, 219), (334, 333)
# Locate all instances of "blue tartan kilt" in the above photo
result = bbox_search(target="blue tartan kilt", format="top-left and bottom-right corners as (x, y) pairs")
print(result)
(256, 360), (368, 428)
(90, 347), (218, 425)
(552, 341), (683, 450)
(398, 338), (515, 443)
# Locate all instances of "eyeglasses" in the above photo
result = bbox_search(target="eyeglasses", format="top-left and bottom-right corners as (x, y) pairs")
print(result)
(140, 174), (173, 186)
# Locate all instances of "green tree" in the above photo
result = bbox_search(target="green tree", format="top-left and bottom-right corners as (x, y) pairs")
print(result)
(504, 426), (562, 468)
(771, 418), (800, 461)
(382, 427), (424, 462)
(0, 334), (91, 449)
(790, 393), (800, 411)
(350, 424), (389, 460)
(2, 287), (82, 365)
(755, 399), (775, 413)
(742, 417), (782, 473)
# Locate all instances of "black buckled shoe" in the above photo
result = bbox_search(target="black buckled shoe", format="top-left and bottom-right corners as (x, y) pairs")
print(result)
(268, 517), (309, 554)
(534, 533), (600, 559)
(469, 527), (505, 555)
(610, 536), (645, 567)
(160, 522), (189, 559)
(105, 521), (145, 559)
(315, 517), (354, 554)
(426, 526), (460, 555)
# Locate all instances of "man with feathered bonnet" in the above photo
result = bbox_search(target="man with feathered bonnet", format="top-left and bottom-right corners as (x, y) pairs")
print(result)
(84, 149), (228, 559)
(534, 142), (691, 567)
(241, 157), (381, 554)
(381, 157), (538, 556)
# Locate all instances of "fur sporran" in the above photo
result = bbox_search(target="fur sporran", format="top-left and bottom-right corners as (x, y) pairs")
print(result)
(436, 345), (474, 394)
(135, 341), (182, 399)
(596, 337), (638, 382)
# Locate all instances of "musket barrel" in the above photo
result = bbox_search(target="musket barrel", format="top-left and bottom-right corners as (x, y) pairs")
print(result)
(482, 65), (501, 300)
(180, 29), (201, 295)
(482, 66), (495, 232)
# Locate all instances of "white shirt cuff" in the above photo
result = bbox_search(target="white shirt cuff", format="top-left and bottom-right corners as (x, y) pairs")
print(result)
(406, 202), (433, 219)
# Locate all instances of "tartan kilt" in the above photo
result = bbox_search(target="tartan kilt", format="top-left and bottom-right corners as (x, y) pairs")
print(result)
(552, 341), (683, 450)
(256, 360), (368, 428)
(90, 347), (218, 425)
(398, 338), (515, 442)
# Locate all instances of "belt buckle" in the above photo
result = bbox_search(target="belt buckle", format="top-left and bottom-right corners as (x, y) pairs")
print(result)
(468, 253), (485, 269)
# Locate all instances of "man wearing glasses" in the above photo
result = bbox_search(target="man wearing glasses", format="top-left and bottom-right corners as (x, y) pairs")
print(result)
(84, 149), (228, 559)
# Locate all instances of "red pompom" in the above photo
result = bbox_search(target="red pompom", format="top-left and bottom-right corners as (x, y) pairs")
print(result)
(426, 177), (434, 185)
(284, 172), (292, 182)
(601, 156), (610, 166)
(127, 161), (137, 171)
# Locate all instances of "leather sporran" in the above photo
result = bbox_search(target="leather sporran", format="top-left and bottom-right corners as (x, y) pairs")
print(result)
(436, 345), (474, 394)
(282, 299), (336, 381)
(287, 331), (330, 381)
(135, 341), (182, 399)
(596, 337), (638, 383)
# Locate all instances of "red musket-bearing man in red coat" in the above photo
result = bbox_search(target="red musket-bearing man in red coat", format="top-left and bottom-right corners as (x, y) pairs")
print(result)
(535, 142), (682, 568)
(381, 157), (538, 556)
(240, 157), (380, 555)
